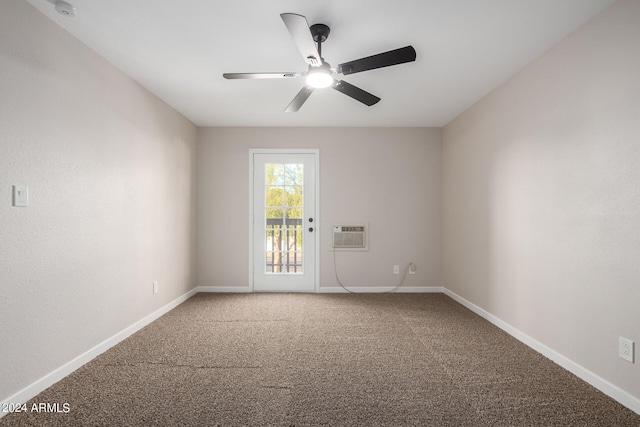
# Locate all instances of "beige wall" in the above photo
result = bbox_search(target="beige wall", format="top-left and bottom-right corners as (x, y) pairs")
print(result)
(443, 0), (640, 400)
(196, 127), (442, 290)
(0, 0), (197, 401)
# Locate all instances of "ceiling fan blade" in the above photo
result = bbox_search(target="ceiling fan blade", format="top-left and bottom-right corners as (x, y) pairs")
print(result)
(337, 46), (416, 75)
(280, 13), (322, 66)
(333, 80), (380, 106)
(285, 86), (314, 112)
(223, 72), (301, 79)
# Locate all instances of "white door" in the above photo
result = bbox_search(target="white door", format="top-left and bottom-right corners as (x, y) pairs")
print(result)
(251, 151), (317, 292)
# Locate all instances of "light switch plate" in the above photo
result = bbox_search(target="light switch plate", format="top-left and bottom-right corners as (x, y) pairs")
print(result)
(12, 185), (28, 207)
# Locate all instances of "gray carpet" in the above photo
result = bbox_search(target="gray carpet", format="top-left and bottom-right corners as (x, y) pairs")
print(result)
(2, 293), (639, 426)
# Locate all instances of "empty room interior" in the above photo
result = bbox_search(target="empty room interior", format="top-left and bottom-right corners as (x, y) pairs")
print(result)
(1, 0), (639, 424)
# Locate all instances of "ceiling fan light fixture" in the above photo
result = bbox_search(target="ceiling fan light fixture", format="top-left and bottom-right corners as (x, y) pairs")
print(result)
(305, 69), (334, 89)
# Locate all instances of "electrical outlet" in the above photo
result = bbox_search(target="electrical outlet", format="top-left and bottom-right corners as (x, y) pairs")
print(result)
(393, 265), (400, 275)
(153, 281), (159, 295)
(619, 337), (634, 363)
(409, 263), (416, 275)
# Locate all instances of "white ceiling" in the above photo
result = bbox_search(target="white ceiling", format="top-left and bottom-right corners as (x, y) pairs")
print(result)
(26, 0), (614, 127)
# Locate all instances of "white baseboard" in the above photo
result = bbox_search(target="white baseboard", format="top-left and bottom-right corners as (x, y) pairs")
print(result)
(318, 286), (444, 293)
(196, 286), (252, 293)
(0, 288), (198, 419)
(442, 288), (640, 415)
(195, 286), (444, 293)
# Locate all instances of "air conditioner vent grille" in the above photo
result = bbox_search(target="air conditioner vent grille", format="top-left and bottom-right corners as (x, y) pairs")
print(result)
(333, 225), (366, 249)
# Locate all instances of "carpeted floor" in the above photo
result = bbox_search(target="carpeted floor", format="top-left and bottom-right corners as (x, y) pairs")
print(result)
(2, 293), (639, 426)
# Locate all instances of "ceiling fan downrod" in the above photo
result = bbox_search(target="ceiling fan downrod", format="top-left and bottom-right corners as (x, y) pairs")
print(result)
(310, 23), (330, 62)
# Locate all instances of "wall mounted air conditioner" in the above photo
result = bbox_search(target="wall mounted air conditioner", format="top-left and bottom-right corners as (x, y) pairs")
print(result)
(332, 225), (367, 250)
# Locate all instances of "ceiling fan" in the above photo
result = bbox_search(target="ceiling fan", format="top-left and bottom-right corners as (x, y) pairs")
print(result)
(223, 13), (417, 112)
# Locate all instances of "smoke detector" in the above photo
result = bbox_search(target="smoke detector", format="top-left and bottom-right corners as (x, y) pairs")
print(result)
(54, 1), (76, 17)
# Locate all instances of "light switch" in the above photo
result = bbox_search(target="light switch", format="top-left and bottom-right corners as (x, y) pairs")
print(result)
(12, 185), (28, 207)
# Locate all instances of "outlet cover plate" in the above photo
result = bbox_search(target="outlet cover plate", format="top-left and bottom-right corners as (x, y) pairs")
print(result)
(619, 337), (634, 363)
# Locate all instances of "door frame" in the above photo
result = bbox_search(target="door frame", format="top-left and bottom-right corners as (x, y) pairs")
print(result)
(248, 148), (320, 292)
